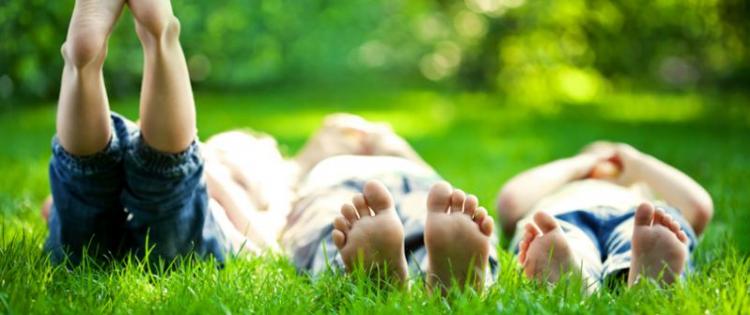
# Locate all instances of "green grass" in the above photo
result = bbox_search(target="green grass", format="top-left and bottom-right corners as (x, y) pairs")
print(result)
(1, 87), (749, 314)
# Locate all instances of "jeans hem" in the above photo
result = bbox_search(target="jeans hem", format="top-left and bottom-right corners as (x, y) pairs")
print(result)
(51, 125), (122, 176)
(126, 134), (202, 179)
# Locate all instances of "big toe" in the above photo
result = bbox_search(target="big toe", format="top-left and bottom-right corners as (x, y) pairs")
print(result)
(533, 211), (559, 233)
(363, 180), (394, 212)
(634, 202), (656, 226)
(427, 181), (452, 213)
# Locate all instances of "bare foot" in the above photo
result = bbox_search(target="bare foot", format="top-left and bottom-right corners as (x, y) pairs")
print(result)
(518, 211), (577, 283)
(628, 202), (688, 286)
(63, 0), (126, 67)
(424, 182), (493, 293)
(332, 180), (408, 284)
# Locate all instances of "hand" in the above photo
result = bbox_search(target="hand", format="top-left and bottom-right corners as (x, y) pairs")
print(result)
(580, 141), (644, 184)
(610, 143), (645, 185)
(578, 141), (619, 179)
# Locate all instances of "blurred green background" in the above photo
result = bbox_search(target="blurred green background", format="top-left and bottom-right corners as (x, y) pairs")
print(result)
(1, 0), (748, 103)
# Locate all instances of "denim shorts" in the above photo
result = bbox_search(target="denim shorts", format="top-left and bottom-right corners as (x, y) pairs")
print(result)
(45, 113), (226, 265)
(512, 205), (697, 287)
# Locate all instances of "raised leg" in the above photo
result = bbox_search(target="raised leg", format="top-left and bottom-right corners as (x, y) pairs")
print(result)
(45, 0), (131, 265)
(117, 0), (226, 262)
(57, 0), (126, 155)
(129, 0), (196, 153)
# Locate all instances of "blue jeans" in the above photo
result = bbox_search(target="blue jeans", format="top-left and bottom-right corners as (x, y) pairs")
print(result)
(45, 113), (226, 265)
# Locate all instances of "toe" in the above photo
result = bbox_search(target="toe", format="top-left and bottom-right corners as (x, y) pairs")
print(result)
(332, 229), (346, 249)
(653, 209), (677, 232)
(464, 195), (478, 217)
(450, 189), (466, 213)
(665, 218), (682, 236)
(473, 206), (495, 236)
(427, 181), (452, 213)
(532, 211), (559, 233)
(473, 207), (488, 225)
(524, 222), (541, 236)
(341, 204), (359, 221)
(352, 194), (371, 218)
(480, 214), (494, 236)
(634, 202), (655, 226)
(518, 246), (527, 264)
(519, 223), (539, 264)
(334, 216), (350, 232)
(653, 209), (668, 227)
(363, 180), (394, 213)
(450, 189), (466, 214)
(677, 231), (689, 244)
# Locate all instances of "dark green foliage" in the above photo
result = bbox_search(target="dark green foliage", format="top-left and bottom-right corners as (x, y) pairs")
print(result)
(1, 0), (748, 102)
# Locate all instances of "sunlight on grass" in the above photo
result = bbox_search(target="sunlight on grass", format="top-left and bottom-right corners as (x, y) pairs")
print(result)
(357, 92), (456, 138)
(1, 90), (749, 314)
(595, 93), (705, 123)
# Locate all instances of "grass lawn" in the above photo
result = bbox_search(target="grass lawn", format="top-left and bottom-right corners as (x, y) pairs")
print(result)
(1, 87), (749, 314)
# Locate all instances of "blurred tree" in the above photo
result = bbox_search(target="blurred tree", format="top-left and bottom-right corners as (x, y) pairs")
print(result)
(0, 0), (747, 103)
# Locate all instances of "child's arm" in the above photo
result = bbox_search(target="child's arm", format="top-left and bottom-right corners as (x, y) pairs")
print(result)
(496, 153), (603, 235)
(616, 145), (713, 235)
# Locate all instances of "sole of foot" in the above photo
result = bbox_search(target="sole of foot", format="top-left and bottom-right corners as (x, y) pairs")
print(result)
(518, 211), (577, 284)
(63, 0), (126, 67)
(332, 180), (408, 285)
(628, 202), (688, 286)
(424, 181), (493, 293)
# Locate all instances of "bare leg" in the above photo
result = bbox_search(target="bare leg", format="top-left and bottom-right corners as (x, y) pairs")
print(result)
(57, 0), (126, 156)
(129, 0), (196, 153)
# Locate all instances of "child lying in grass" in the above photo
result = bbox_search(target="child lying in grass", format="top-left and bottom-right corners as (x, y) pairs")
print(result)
(45, 0), (711, 293)
(497, 141), (713, 289)
(46, 0), (227, 264)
